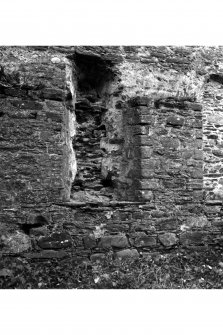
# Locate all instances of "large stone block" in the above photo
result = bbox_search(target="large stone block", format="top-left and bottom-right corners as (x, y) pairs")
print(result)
(38, 232), (73, 249)
(158, 233), (178, 247)
(115, 249), (139, 259)
(180, 231), (207, 246)
(1, 231), (32, 254)
(134, 233), (157, 247)
(166, 116), (184, 127)
(98, 235), (129, 249)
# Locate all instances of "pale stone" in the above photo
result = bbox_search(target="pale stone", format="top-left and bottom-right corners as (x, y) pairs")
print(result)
(158, 233), (178, 247)
(115, 249), (139, 259)
(51, 57), (61, 64)
(1, 231), (31, 254)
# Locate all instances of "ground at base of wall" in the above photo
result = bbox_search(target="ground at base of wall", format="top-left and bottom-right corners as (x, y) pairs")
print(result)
(1, 247), (223, 288)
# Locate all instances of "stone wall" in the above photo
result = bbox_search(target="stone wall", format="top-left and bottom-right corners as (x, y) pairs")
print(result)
(1, 46), (223, 260)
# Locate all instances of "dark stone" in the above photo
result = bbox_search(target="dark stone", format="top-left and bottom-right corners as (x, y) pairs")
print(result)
(129, 96), (153, 107)
(158, 233), (178, 247)
(166, 116), (184, 127)
(157, 218), (178, 230)
(213, 150), (223, 157)
(180, 232), (206, 246)
(210, 73), (223, 84)
(10, 99), (43, 110)
(38, 232), (72, 249)
(25, 250), (68, 259)
(155, 98), (186, 109)
(29, 226), (50, 237)
(26, 214), (49, 226)
(40, 88), (64, 101)
(83, 235), (97, 249)
(98, 235), (129, 249)
(207, 134), (218, 139)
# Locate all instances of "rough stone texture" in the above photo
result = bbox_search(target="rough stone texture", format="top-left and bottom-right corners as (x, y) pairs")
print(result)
(158, 233), (178, 247)
(25, 250), (68, 259)
(98, 235), (129, 249)
(37, 232), (72, 249)
(90, 253), (106, 262)
(115, 249), (139, 259)
(0, 47), (76, 231)
(133, 232), (157, 248)
(1, 231), (31, 254)
(1, 46), (223, 261)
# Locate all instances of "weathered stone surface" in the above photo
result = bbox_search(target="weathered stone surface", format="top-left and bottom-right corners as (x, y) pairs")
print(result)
(83, 235), (97, 249)
(181, 216), (210, 230)
(158, 233), (178, 247)
(98, 235), (129, 249)
(115, 249), (139, 259)
(38, 232), (72, 249)
(25, 250), (68, 259)
(26, 214), (49, 226)
(185, 102), (202, 111)
(180, 232), (206, 246)
(134, 233), (157, 247)
(1, 46), (223, 260)
(1, 231), (31, 254)
(29, 226), (50, 237)
(166, 116), (184, 127)
(90, 253), (106, 262)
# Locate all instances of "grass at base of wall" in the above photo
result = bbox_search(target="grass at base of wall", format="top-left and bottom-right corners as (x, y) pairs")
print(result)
(1, 247), (223, 289)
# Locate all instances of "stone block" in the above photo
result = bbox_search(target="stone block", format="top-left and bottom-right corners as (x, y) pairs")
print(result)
(158, 233), (178, 247)
(83, 234), (97, 249)
(25, 250), (68, 259)
(185, 102), (202, 111)
(136, 190), (154, 201)
(1, 231), (31, 254)
(180, 231), (207, 246)
(133, 135), (152, 146)
(134, 233), (157, 247)
(166, 116), (184, 127)
(141, 168), (156, 178)
(137, 179), (161, 190)
(139, 147), (153, 158)
(132, 125), (150, 135)
(90, 253), (106, 262)
(98, 235), (129, 249)
(130, 96), (153, 107)
(134, 114), (152, 125)
(38, 232), (72, 249)
(29, 226), (50, 237)
(115, 249), (139, 259)
(39, 88), (65, 101)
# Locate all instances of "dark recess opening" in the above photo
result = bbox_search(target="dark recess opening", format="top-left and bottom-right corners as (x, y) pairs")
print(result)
(74, 51), (114, 98)
(71, 52), (116, 197)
